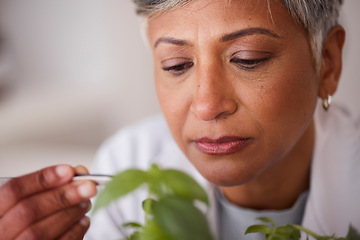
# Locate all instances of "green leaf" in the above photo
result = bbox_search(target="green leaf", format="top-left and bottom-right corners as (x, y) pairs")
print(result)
(346, 225), (360, 240)
(122, 222), (143, 229)
(152, 195), (214, 240)
(274, 225), (301, 240)
(245, 225), (272, 234)
(292, 224), (321, 239)
(93, 169), (148, 213)
(126, 231), (142, 240)
(258, 217), (277, 228)
(141, 218), (175, 240)
(162, 169), (209, 205)
(142, 198), (156, 215)
(146, 164), (166, 196)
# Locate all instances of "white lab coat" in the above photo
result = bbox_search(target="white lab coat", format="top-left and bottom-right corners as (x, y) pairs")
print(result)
(85, 102), (360, 240)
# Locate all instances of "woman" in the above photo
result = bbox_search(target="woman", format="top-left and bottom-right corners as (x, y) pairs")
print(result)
(0, 0), (358, 239)
(86, 0), (359, 239)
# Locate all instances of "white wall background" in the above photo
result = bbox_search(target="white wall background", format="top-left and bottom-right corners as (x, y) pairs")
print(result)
(0, 1), (359, 177)
(337, 0), (360, 115)
(0, 0), (160, 176)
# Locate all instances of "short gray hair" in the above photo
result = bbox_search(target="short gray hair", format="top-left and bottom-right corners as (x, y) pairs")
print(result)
(281, 0), (343, 67)
(133, 0), (343, 67)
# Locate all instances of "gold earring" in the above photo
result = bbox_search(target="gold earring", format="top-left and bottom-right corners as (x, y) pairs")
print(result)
(322, 94), (332, 111)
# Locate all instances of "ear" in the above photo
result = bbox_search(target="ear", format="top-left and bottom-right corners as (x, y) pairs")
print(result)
(318, 25), (346, 99)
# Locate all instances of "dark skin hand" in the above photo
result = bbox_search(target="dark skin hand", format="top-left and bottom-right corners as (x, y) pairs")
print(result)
(0, 164), (97, 240)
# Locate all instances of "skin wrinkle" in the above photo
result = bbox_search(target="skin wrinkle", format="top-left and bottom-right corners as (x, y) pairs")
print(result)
(220, 28), (281, 42)
(142, 0), (345, 212)
(148, 0), (317, 210)
(154, 37), (189, 48)
(138, 0), (342, 72)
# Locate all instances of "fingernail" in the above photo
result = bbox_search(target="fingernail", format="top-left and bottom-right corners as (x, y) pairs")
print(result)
(80, 201), (92, 212)
(56, 165), (71, 178)
(80, 201), (89, 209)
(77, 182), (95, 198)
(80, 216), (90, 227)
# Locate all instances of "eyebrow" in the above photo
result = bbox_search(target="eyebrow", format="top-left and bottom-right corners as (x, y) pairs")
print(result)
(154, 37), (190, 48)
(153, 27), (280, 48)
(220, 27), (281, 42)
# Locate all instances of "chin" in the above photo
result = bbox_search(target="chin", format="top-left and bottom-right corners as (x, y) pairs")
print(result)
(206, 174), (254, 187)
(193, 160), (257, 187)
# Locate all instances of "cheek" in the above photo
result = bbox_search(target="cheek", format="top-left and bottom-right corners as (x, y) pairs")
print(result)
(257, 81), (314, 119)
(250, 49), (318, 122)
(249, 66), (318, 149)
(154, 73), (190, 147)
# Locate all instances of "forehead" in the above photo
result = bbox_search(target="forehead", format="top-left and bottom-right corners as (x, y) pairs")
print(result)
(147, 0), (304, 46)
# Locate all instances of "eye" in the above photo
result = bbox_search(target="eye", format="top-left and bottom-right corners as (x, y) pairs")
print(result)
(161, 58), (194, 76)
(230, 57), (268, 70)
(230, 51), (271, 70)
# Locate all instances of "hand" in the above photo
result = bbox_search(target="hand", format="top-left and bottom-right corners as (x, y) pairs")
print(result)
(0, 164), (97, 240)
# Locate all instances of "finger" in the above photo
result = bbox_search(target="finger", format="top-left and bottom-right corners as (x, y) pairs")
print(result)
(0, 181), (96, 239)
(57, 216), (90, 240)
(15, 202), (90, 240)
(0, 164), (75, 217)
(74, 165), (89, 175)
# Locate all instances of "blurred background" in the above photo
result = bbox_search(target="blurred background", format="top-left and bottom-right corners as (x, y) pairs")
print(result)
(0, 1), (359, 176)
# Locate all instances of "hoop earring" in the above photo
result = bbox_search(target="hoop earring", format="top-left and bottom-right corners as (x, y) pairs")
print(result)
(322, 94), (332, 111)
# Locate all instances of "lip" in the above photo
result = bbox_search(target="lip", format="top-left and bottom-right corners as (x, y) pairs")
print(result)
(193, 136), (251, 156)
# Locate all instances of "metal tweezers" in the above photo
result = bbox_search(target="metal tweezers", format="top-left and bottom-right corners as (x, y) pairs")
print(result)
(0, 174), (113, 186)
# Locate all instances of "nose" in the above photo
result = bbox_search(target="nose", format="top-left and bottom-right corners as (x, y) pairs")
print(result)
(190, 63), (238, 121)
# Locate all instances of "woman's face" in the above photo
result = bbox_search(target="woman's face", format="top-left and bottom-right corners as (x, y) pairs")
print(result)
(148, 0), (319, 186)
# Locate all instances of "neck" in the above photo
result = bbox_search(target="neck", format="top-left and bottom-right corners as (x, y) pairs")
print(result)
(220, 122), (314, 210)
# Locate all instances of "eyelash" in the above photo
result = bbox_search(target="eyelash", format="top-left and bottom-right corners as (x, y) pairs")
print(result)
(230, 57), (269, 70)
(161, 57), (268, 76)
(162, 62), (194, 76)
